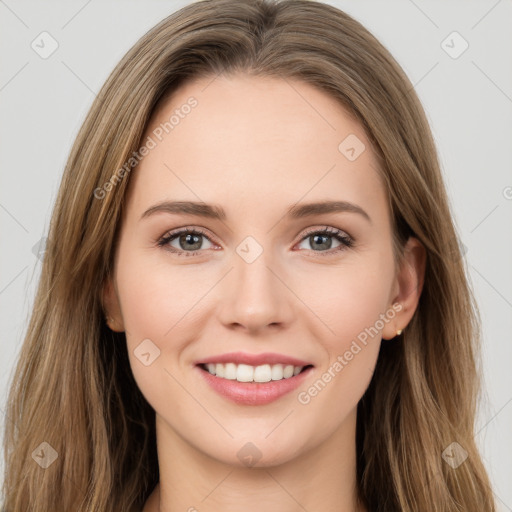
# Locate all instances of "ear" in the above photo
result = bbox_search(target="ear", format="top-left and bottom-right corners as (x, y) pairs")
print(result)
(102, 275), (125, 332)
(382, 236), (426, 340)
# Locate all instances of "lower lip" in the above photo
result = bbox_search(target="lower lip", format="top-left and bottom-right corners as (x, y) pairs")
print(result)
(195, 365), (314, 406)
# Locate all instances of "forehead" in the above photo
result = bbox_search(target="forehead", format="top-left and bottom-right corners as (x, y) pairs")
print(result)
(124, 73), (386, 224)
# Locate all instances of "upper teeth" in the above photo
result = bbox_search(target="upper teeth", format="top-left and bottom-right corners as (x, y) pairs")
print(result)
(205, 363), (303, 382)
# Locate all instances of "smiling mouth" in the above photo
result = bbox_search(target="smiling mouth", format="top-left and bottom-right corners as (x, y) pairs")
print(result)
(198, 362), (314, 383)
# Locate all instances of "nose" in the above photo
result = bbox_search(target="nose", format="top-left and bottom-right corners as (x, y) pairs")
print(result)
(218, 248), (294, 334)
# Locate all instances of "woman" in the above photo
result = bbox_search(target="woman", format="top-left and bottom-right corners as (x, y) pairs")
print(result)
(2, 0), (496, 510)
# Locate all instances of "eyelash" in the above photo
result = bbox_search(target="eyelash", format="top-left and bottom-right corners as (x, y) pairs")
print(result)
(156, 225), (354, 258)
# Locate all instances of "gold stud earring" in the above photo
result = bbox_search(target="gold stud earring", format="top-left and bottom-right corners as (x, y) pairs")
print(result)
(396, 329), (403, 336)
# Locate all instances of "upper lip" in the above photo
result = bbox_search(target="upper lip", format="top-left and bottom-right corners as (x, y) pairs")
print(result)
(195, 351), (313, 367)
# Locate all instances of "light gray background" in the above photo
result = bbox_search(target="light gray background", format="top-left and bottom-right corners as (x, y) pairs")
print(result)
(1, 0), (511, 509)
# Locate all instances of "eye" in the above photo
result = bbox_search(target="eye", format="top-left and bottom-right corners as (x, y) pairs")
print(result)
(156, 226), (354, 257)
(156, 227), (216, 256)
(295, 226), (353, 256)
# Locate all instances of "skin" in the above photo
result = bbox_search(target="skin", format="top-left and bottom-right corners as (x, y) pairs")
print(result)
(103, 73), (425, 512)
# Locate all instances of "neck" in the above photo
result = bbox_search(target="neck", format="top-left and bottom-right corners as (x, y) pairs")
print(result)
(143, 408), (366, 512)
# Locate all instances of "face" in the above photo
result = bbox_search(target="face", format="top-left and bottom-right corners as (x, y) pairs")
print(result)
(104, 73), (422, 468)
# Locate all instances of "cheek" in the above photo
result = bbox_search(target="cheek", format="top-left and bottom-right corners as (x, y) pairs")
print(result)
(115, 248), (203, 342)
(114, 254), (198, 415)
(114, 250), (216, 387)
(302, 254), (395, 347)
(294, 250), (394, 419)
(295, 265), (391, 434)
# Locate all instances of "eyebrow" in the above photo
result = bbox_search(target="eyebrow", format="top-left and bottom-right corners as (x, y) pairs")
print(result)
(140, 200), (371, 224)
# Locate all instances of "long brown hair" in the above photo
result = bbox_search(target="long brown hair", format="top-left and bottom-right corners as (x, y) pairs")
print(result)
(2, 0), (495, 510)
